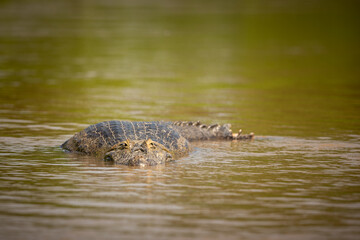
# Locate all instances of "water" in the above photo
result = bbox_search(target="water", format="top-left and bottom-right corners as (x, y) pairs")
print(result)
(0, 0), (360, 239)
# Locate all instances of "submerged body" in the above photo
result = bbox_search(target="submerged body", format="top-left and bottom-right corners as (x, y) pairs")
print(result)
(61, 121), (253, 166)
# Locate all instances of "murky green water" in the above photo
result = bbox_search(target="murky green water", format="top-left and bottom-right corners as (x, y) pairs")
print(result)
(1, 0), (360, 239)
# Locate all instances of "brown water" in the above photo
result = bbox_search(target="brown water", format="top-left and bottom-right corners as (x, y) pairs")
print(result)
(0, 0), (360, 239)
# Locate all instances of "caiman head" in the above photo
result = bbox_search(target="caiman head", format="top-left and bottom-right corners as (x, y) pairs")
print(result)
(104, 139), (173, 166)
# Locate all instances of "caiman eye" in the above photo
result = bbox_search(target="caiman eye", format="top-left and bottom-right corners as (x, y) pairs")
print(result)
(149, 142), (157, 149)
(110, 141), (129, 151)
(119, 142), (128, 149)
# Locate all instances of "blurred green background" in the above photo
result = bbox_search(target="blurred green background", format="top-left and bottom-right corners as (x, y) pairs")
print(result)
(0, 0), (359, 138)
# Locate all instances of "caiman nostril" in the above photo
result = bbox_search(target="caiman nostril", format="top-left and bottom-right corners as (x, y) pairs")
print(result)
(104, 154), (113, 161)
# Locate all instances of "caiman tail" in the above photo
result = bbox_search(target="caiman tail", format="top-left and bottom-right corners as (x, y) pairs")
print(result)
(171, 121), (254, 141)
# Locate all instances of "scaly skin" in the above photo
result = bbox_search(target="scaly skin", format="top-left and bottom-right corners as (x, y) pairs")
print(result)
(61, 120), (254, 166)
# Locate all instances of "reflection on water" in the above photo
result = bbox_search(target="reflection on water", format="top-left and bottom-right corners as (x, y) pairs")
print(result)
(0, 0), (360, 239)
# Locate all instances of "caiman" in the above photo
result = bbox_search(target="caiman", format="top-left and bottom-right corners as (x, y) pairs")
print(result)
(61, 121), (254, 166)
